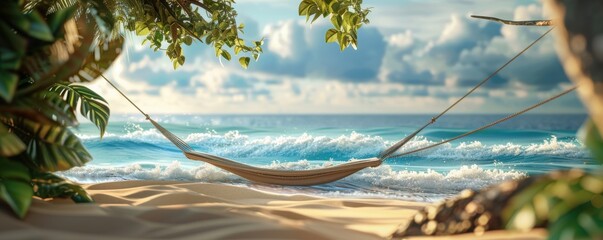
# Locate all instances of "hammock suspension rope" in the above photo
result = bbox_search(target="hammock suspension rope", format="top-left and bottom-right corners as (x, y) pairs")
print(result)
(100, 27), (576, 185)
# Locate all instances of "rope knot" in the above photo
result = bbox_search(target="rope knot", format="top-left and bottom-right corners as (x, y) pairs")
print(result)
(145, 114), (150, 120)
(430, 117), (436, 124)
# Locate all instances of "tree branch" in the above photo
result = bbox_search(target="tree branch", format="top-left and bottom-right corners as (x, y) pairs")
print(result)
(471, 15), (552, 26)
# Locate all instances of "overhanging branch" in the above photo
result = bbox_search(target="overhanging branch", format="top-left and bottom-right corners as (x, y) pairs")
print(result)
(471, 15), (552, 26)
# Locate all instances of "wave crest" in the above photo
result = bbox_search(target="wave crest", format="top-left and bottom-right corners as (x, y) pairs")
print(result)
(80, 128), (588, 160)
(61, 160), (527, 200)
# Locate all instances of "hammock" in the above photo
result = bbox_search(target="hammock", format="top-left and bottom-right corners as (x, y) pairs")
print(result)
(99, 26), (574, 186)
(148, 117), (382, 185)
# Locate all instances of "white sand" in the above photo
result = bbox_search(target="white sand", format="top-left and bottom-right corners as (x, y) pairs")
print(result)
(0, 181), (546, 239)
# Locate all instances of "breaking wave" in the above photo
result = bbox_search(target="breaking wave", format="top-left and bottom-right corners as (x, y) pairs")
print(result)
(78, 128), (589, 160)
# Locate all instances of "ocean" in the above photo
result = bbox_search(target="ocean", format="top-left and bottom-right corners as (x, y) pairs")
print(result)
(63, 114), (597, 202)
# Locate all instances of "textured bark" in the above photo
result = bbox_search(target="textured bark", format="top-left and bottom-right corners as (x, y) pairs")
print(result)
(547, 0), (603, 135)
(470, 15), (552, 26)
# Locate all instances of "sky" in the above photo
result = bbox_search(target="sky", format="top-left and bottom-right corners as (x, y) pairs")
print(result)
(87, 0), (586, 114)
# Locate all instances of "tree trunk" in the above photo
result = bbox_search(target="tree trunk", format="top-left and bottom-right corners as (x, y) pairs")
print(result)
(547, 0), (603, 135)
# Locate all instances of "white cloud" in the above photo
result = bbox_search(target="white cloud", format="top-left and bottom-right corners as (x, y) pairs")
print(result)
(264, 21), (305, 59)
(84, 1), (584, 115)
(388, 30), (415, 49)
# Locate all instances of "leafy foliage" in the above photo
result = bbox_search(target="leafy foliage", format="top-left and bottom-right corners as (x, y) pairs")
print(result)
(32, 172), (93, 203)
(24, 120), (92, 171)
(72, 0), (369, 69)
(116, 0), (263, 69)
(0, 1), (54, 42)
(0, 124), (26, 157)
(580, 119), (603, 164)
(0, 0), (117, 218)
(298, 0), (370, 51)
(0, 157), (33, 219)
(504, 170), (603, 239)
(49, 84), (110, 137)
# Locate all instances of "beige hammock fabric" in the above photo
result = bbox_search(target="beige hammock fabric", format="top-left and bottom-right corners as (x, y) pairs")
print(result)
(148, 118), (383, 186)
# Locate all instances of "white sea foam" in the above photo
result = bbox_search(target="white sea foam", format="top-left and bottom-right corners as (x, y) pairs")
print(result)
(394, 136), (586, 159)
(346, 164), (526, 193)
(189, 131), (386, 157)
(60, 160), (527, 200)
(79, 129), (589, 159)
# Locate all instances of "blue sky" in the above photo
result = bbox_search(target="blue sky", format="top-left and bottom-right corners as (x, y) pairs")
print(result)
(90, 0), (585, 114)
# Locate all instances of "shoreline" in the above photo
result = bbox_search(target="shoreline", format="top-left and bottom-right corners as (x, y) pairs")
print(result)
(0, 180), (546, 239)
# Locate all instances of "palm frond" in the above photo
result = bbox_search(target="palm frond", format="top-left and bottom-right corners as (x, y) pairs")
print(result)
(1, 92), (78, 127)
(49, 83), (109, 137)
(0, 124), (26, 157)
(32, 172), (93, 203)
(21, 120), (91, 172)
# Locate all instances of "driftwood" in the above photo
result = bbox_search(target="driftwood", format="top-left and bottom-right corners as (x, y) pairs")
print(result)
(470, 15), (552, 26)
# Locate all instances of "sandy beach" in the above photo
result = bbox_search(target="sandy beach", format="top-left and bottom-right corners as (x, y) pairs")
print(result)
(0, 181), (546, 239)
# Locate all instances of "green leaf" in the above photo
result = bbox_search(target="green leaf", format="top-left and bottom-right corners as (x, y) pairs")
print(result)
(0, 180), (33, 219)
(49, 84), (110, 138)
(504, 171), (603, 237)
(0, 157), (31, 183)
(0, 157), (32, 218)
(24, 121), (92, 171)
(311, 11), (322, 23)
(0, 21), (26, 58)
(0, 125), (26, 157)
(221, 50), (231, 61)
(183, 36), (193, 46)
(299, 0), (312, 15)
(32, 172), (93, 203)
(579, 119), (603, 164)
(330, 15), (342, 29)
(239, 57), (250, 69)
(41, 92), (78, 126)
(0, 70), (18, 102)
(297, 0), (370, 51)
(328, 1), (341, 13)
(504, 178), (555, 230)
(548, 201), (603, 240)
(6, 93), (79, 127)
(135, 22), (150, 35)
(0, 5), (54, 42)
(0, 48), (22, 71)
(325, 29), (338, 43)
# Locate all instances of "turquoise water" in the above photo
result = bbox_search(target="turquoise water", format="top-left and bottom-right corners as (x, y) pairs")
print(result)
(63, 114), (597, 201)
